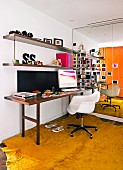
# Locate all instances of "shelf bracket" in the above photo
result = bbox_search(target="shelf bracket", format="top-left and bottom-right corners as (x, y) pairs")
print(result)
(14, 35), (15, 60)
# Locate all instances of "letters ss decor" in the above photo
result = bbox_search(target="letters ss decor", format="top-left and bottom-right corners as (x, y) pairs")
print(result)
(22, 53), (36, 64)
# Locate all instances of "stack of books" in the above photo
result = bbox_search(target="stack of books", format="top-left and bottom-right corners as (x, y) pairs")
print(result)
(56, 53), (74, 67)
(13, 92), (37, 100)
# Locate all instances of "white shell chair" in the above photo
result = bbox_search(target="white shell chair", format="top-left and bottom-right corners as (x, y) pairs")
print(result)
(67, 91), (100, 139)
(100, 85), (120, 112)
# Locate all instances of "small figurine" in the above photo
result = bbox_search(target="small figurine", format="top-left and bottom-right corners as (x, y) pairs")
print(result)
(52, 59), (61, 66)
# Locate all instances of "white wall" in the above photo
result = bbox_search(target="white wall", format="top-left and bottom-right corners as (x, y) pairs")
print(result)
(72, 30), (98, 53)
(0, 0), (74, 142)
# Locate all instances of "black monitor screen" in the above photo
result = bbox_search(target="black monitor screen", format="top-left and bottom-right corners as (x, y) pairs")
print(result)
(17, 70), (59, 93)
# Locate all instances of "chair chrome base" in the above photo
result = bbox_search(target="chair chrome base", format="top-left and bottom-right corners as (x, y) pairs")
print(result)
(101, 103), (120, 112)
(67, 115), (97, 139)
(101, 96), (120, 112)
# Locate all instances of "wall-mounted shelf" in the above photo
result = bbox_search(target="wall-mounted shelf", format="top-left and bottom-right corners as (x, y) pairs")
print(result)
(88, 55), (105, 60)
(3, 63), (73, 69)
(3, 33), (74, 54)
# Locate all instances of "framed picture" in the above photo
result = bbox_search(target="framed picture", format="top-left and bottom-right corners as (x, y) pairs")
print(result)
(91, 79), (95, 83)
(82, 83), (85, 87)
(102, 76), (106, 79)
(86, 79), (91, 83)
(112, 80), (118, 84)
(82, 79), (85, 82)
(81, 75), (85, 78)
(112, 63), (118, 68)
(92, 64), (96, 67)
(96, 60), (100, 63)
(93, 72), (96, 75)
(85, 83), (91, 87)
(102, 68), (106, 71)
(97, 72), (100, 75)
(77, 75), (81, 79)
(97, 64), (100, 67)
(91, 75), (95, 79)
(44, 38), (52, 44)
(86, 60), (90, 63)
(102, 63), (106, 67)
(92, 67), (96, 71)
(54, 38), (63, 46)
(107, 72), (112, 76)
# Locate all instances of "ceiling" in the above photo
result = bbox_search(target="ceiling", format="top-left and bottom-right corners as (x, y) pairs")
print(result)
(20, 0), (123, 42)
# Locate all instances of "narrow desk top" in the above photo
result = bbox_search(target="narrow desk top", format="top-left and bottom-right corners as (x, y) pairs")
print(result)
(4, 91), (80, 106)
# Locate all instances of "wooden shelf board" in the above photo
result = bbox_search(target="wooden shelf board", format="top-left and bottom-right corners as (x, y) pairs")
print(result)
(89, 55), (105, 60)
(3, 63), (73, 69)
(3, 33), (74, 54)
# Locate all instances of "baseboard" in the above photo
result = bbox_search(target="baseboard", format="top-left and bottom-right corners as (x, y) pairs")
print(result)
(41, 112), (68, 124)
(92, 112), (123, 123)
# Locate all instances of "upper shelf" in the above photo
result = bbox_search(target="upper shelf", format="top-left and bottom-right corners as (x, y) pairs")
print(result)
(3, 33), (74, 54)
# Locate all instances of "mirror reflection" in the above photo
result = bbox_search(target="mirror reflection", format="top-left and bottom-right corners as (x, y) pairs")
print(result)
(72, 18), (123, 97)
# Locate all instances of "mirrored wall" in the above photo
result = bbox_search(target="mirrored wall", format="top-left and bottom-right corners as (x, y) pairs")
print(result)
(72, 18), (123, 97)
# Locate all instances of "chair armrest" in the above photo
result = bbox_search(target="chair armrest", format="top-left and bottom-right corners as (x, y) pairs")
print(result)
(67, 101), (96, 115)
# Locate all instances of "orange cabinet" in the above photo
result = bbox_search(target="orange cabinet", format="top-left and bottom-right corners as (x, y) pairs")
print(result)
(99, 46), (123, 97)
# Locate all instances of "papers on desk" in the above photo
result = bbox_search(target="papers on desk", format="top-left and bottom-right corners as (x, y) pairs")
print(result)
(13, 92), (37, 100)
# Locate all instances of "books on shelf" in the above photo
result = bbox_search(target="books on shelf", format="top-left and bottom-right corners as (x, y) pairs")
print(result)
(56, 53), (74, 67)
(13, 92), (37, 100)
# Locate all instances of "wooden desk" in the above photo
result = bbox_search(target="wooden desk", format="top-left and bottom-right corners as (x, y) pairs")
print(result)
(4, 91), (80, 145)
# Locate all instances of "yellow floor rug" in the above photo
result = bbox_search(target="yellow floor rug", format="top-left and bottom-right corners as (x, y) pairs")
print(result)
(3, 113), (123, 170)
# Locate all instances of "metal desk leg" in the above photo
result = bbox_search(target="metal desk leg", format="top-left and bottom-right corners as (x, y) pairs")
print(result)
(22, 104), (25, 137)
(36, 103), (40, 145)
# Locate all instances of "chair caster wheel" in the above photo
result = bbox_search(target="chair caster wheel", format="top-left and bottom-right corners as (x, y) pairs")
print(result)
(71, 134), (73, 137)
(67, 126), (70, 129)
(90, 135), (92, 139)
(95, 128), (97, 131)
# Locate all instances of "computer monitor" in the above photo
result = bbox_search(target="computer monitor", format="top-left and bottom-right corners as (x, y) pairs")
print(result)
(17, 70), (59, 93)
(58, 69), (77, 88)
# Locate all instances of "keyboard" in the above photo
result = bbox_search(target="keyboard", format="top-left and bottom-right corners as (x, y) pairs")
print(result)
(62, 88), (79, 92)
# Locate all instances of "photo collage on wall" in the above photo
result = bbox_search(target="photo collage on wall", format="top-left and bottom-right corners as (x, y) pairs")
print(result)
(75, 50), (119, 87)
(77, 55), (98, 88)
(92, 60), (107, 82)
(76, 55), (120, 87)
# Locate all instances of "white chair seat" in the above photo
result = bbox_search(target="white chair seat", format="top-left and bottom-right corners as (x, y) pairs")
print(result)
(67, 91), (100, 138)
(67, 91), (100, 115)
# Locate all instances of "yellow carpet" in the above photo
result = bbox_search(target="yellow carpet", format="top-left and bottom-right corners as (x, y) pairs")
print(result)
(3, 102), (123, 170)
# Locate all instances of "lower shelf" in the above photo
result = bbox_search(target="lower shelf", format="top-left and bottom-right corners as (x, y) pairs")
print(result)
(3, 63), (73, 69)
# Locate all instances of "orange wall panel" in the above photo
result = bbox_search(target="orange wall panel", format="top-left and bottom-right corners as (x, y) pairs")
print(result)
(100, 46), (123, 97)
